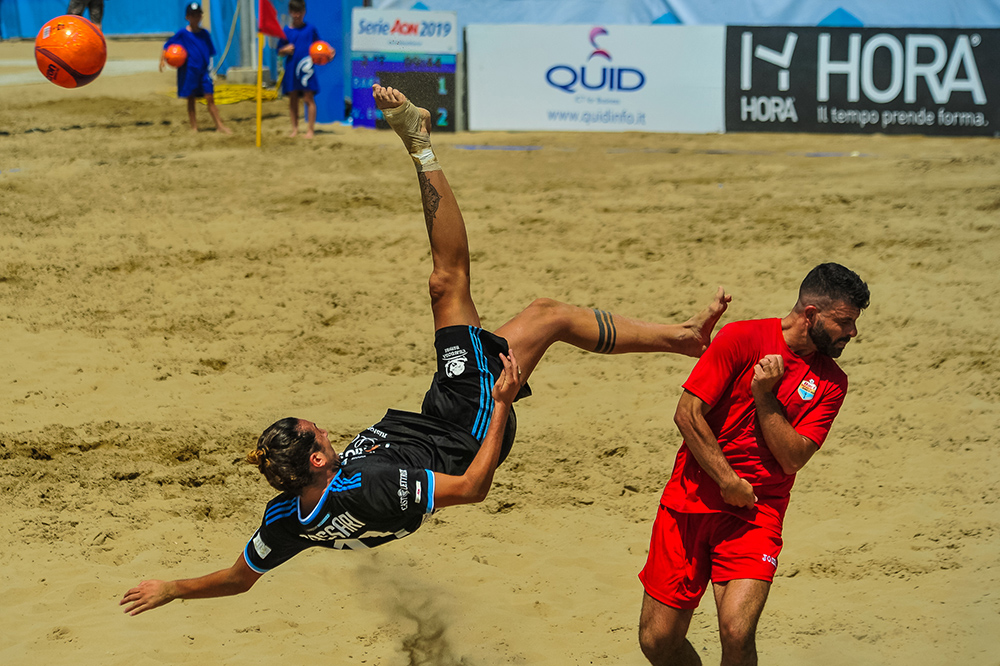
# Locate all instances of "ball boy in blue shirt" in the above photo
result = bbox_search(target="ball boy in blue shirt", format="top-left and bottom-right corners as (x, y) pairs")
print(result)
(161, 3), (232, 134)
(277, 0), (322, 138)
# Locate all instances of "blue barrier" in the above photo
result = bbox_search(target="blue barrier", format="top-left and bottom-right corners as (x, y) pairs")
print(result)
(1, 0), (192, 39)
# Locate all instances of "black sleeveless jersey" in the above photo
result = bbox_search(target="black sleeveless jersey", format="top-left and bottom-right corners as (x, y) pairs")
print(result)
(243, 409), (481, 572)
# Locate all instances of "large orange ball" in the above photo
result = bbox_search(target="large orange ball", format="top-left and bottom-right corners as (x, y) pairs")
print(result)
(34, 15), (107, 89)
(309, 41), (335, 66)
(164, 44), (187, 68)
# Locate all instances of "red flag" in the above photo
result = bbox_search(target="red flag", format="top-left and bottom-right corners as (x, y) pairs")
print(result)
(258, 0), (286, 39)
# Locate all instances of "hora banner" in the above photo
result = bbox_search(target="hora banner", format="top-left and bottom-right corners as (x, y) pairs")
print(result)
(726, 26), (1000, 136)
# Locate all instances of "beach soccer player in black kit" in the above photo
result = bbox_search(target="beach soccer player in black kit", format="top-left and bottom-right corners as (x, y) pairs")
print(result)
(120, 85), (731, 616)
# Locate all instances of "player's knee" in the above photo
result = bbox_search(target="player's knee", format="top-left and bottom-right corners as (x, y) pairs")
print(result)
(718, 618), (755, 656)
(521, 297), (569, 325)
(427, 267), (470, 304)
(638, 623), (686, 665)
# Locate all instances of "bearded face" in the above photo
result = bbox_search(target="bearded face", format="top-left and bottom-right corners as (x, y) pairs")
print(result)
(808, 313), (853, 358)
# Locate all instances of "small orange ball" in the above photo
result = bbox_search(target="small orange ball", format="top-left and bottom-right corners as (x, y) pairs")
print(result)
(34, 14), (107, 89)
(164, 44), (188, 68)
(309, 41), (335, 66)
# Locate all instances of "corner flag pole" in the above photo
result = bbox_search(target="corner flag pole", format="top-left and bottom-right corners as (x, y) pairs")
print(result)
(256, 31), (264, 148)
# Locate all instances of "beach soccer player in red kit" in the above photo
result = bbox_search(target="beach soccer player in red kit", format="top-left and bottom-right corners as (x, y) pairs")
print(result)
(638, 262), (869, 666)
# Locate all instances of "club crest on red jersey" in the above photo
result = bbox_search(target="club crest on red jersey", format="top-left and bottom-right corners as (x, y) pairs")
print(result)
(797, 378), (817, 401)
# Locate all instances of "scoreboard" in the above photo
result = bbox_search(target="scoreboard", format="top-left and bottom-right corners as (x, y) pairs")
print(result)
(351, 53), (457, 131)
(349, 8), (460, 131)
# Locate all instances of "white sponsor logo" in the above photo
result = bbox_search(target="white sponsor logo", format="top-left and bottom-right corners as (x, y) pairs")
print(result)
(252, 532), (271, 558)
(741, 31), (798, 91)
(398, 469), (410, 510)
(740, 95), (798, 122)
(443, 345), (468, 378)
(741, 30), (987, 108)
(817, 33), (986, 105)
(762, 553), (778, 568)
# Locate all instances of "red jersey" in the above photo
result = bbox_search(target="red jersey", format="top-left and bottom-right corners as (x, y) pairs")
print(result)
(659, 318), (847, 529)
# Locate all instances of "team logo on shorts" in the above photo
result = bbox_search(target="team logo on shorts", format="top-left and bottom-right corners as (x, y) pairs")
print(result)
(442, 345), (469, 378)
(797, 378), (817, 401)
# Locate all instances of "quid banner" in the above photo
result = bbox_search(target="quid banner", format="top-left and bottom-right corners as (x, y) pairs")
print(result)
(726, 27), (1000, 136)
(467, 24), (725, 133)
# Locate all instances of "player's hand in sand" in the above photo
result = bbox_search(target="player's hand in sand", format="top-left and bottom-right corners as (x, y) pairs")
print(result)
(120, 579), (176, 616)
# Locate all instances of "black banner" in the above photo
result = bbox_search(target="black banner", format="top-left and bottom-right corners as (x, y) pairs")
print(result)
(725, 27), (1000, 136)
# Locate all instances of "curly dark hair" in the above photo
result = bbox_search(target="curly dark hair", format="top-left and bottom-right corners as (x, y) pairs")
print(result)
(246, 417), (318, 494)
(798, 263), (870, 310)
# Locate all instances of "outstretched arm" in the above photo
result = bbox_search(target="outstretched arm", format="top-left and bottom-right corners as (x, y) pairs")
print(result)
(750, 354), (818, 474)
(674, 390), (757, 509)
(120, 553), (262, 616)
(433, 351), (522, 508)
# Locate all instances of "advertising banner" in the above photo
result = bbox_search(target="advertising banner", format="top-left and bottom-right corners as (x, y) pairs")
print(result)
(350, 8), (459, 130)
(466, 24), (726, 133)
(726, 27), (1000, 136)
(352, 8), (458, 54)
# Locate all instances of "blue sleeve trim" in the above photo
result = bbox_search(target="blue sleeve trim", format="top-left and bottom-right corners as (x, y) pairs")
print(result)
(426, 469), (436, 514)
(243, 541), (270, 574)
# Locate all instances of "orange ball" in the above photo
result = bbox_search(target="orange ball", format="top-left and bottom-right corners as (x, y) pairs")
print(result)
(164, 44), (188, 68)
(309, 41), (335, 66)
(34, 15), (107, 89)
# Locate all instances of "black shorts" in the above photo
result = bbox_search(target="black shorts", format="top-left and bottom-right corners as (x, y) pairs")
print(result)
(420, 326), (531, 465)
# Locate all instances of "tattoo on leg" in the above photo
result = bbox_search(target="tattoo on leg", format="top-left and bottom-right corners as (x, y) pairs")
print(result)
(593, 309), (617, 353)
(417, 172), (441, 236)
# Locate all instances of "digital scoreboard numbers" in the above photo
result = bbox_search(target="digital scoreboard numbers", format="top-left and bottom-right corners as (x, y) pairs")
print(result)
(350, 9), (459, 131)
(351, 53), (457, 131)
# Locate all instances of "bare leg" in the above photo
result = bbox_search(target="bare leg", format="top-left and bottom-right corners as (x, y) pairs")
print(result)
(186, 96), (198, 132)
(370, 84), (730, 362)
(373, 84), (480, 331)
(638, 592), (702, 666)
(494, 289), (730, 384)
(303, 90), (316, 138)
(205, 95), (232, 134)
(288, 91), (301, 137)
(712, 580), (770, 666)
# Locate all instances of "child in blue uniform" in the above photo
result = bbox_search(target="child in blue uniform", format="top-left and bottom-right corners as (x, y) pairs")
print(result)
(160, 3), (231, 134)
(277, 0), (321, 138)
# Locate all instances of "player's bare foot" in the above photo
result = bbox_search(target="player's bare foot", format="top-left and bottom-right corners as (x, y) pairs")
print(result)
(305, 129), (315, 139)
(676, 287), (732, 357)
(216, 125), (233, 135)
(289, 128), (299, 138)
(372, 84), (434, 156)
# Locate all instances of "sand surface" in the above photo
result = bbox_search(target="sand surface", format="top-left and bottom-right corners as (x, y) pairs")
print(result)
(1, 38), (998, 665)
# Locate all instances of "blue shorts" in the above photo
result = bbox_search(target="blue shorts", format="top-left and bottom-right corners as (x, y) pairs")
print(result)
(178, 66), (214, 98)
(420, 326), (531, 465)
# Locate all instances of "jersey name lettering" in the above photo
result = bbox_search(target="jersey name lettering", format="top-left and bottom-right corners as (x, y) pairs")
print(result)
(303, 511), (366, 542)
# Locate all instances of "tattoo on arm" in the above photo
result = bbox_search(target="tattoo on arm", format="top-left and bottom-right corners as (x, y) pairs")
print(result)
(593, 309), (617, 353)
(417, 172), (441, 236)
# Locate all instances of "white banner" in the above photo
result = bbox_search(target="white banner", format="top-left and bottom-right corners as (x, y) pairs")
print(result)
(352, 8), (458, 54)
(467, 24), (725, 133)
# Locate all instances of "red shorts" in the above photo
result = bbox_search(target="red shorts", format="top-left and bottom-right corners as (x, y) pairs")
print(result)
(638, 505), (783, 609)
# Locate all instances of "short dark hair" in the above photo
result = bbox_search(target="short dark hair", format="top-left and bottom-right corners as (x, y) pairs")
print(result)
(289, 0), (306, 12)
(247, 417), (318, 494)
(798, 263), (870, 310)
